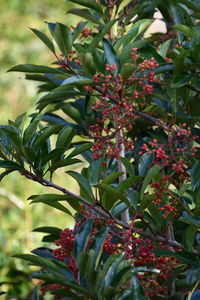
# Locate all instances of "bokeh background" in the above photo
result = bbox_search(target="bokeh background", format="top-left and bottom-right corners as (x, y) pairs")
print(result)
(0, 1), (78, 298)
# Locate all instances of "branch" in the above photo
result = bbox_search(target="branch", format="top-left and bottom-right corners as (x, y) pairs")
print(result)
(19, 168), (185, 250)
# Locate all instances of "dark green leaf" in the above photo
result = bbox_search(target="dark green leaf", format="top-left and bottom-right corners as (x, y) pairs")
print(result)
(90, 228), (109, 269)
(7, 64), (65, 74)
(0, 160), (22, 170)
(53, 23), (72, 55)
(186, 266), (200, 285)
(90, 19), (118, 49)
(74, 218), (94, 263)
(33, 226), (61, 235)
(61, 75), (93, 86)
(183, 225), (197, 251)
(88, 158), (103, 186)
(30, 28), (55, 54)
(68, 8), (102, 25)
(67, 142), (92, 158)
(67, 170), (94, 201)
(140, 164), (161, 198)
(154, 249), (199, 265)
(56, 127), (76, 150)
(120, 157), (135, 177)
(172, 24), (197, 38)
(102, 172), (123, 184)
(102, 38), (120, 72)
(33, 124), (64, 148)
(138, 152), (155, 176)
(130, 276), (146, 300)
(68, 0), (103, 15)
(72, 21), (88, 42)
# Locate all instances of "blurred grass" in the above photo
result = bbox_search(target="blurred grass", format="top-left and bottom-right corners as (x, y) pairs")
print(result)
(0, 0), (80, 298)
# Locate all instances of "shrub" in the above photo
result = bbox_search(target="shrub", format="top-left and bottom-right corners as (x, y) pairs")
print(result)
(1, 0), (200, 299)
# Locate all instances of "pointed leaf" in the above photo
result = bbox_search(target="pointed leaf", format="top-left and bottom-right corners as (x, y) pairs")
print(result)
(53, 23), (72, 55)
(67, 170), (94, 201)
(30, 28), (55, 54)
(74, 218), (94, 263)
(68, 0), (103, 14)
(90, 19), (118, 49)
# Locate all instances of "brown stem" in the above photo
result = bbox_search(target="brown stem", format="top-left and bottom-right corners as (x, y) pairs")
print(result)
(18, 169), (186, 250)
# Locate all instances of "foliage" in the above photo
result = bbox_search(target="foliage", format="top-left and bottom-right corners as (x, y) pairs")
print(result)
(1, 0), (200, 299)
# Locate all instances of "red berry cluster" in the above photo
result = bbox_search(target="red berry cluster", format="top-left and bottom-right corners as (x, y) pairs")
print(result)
(139, 124), (198, 176)
(150, 176), (179, 218)
(90, 51), (160, 159)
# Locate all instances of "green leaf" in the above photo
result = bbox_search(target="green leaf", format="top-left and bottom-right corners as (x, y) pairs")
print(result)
(67, 142), (92, 159)
(171, 73), (194, 88)
(100, 183), (129, 206)
(72, 21), (88, 42)
(97, 253), (124, 294)
(61, 75), (93, 86)
(33, 226), (61, 235)
(158, 39), (171, 58)
(50, 158), (81, 170)
(0, 160), (22, 170)
(119, 157), (135, 177)
(74, 218), (94, 263)
(154, 249), (199, 265)
(7, 64), (65, 74)
(56, 127), (76, 150)
(102, 172), (123, 184)
(53, 23), (72, 55)
(68, 0), (103, 15)
(88, 158), (103, 186)
(186, 266), (200, 285)
(67, 170), (94, 201)
(30, 28), (55, 54)
(68, 8), (102, 25)
(172, 24), (197, 38)
(114, 19), (152, 52)
(90, 228), (109, 269)
(180, 215), (200, 227)
(29, 194), (81, 212)
(32, 272), (91, 295)
(191, 161), (200, 192)
(183, 225), (197, 251)
(23, 117), (40, 145)
(130, 276), (146, 300)
(33, 124), (64, 148)
(30, 196), (73, 216)
(102, 38), (120, 72)
(90, 19), (118, 49)
(140, 164), (161, 198)
(147, 203), (163, 227)
(13, 254), (64, 274)
(138, 152), (155, 176)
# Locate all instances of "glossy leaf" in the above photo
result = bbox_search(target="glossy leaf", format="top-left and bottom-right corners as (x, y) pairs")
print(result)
(67, 170), (94, 201)
(8, 64), (65, 74)
(102, 38), (120, 72)
(68, 0), (103, 15)
(67, 142), (92, 159)
(140, 164), (161, 198)
(90, 228), (109, 269)
(172, 24), (197, 38)
(74, 218), (94, 263)
(53, 23), (72, 55)
(138, 152), (155, 176)
(30, 28), (55, 54)
(61, 75), (93, 86)
(90, 19), (117, 49)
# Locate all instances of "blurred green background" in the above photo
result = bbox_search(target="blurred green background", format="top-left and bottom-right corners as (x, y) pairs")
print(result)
(0, 0), (79, 298)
